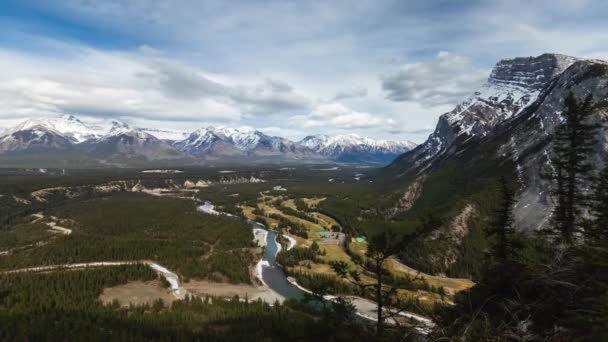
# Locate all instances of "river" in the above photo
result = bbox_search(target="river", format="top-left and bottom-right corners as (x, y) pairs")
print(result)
(252, 221), (306, 300)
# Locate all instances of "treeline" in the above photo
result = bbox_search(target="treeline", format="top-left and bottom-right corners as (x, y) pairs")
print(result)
(276, 243), (322, 267)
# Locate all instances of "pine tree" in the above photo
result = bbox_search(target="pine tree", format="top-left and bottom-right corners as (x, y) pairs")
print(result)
(569, 163), (608, 338)
(331, 231), (407, 336)
(587, 165), (608, 241)
(431, 177), (534, 340)
(550, 91), (598, 244)
(484, 177), (518, 265)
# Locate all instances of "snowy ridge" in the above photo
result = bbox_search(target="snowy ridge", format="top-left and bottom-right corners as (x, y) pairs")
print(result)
(138, 128), (190, 141)
(401, 53), (581, 167)
(0, 115), (414, 164)
(300, 134), (416, 156)
(3, 115), (110, 143)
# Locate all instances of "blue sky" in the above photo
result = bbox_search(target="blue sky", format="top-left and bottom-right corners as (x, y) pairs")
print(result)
(0, 0), (607, 142)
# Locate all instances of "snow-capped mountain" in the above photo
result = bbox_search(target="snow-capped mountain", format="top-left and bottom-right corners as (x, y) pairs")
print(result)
(300, 134), (416, 163)
(388, 53), (608, 232)
(175, 127), (319, 160)
(0, 123), (73, 153)
(397, 53), (580, 169)
(1, 115), (110, 143)
(137, 128), (190, 141)
(0, 115), (416, 164)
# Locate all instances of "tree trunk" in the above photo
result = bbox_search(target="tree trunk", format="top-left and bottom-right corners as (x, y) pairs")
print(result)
(376, 257), (383, 335)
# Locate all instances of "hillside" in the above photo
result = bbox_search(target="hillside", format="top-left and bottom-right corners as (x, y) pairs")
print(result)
(381, 53), (608, 277)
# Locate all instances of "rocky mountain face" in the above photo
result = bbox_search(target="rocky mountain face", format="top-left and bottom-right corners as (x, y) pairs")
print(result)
(87, 130), (181, 160)
(0, 125), (73, 153)
(0, 116), (413, 165)
(300, 134), (416, 164)
(395, 54), (580, 172)
(388, 53), (608, 231)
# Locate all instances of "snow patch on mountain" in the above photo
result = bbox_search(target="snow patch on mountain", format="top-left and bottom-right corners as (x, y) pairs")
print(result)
(398, 53), (580, 168)
(2, 115), (110, 143)
(300, 134), (415, 155)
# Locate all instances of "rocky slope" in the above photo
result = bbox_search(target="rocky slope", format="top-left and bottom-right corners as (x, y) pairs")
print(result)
(392, 54), (580, 173)
(387, 53), (608, 231)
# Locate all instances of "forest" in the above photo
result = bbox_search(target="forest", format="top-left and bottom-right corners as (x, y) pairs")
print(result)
(0, 266), (376, 341)
(0, 193), (254, 284)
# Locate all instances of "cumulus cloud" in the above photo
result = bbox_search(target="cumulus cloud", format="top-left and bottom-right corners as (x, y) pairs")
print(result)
(292, 102), (394, 130)
(135, 60), (310, 115)
(380, 51), (488, 106)
(332, 86), (367, 100)
(0, 43), (311, 129)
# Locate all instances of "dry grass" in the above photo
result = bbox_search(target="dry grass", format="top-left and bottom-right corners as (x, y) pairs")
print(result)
(349, 239), (367, 257)
(349, 238), (474, 295)
(259, 202), (324, 233)
(241, 206), (257, 221)
(282, 199), (297, 210)
(303, 197), (326, 208)
(385, 258), (474, 295)
(99, 280), (175, 307)
(285, 233), (311, 247)
(310, 212), (338, 228)
(292, 262), (337, 276)
(318, 244), (354, 266)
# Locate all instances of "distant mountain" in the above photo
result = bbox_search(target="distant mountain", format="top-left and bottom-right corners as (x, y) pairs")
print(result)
(0, 116), (417, 165)
(0, 115), (108, 146)
(137, 128), (190, 142)
(0, 123), (74, 153)
(300, 134), (416, 163)
(175, 127), (320, 161)
(84, 123), (182, 160)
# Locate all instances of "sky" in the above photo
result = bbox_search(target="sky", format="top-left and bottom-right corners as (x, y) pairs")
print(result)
(0, 0), (607, 143)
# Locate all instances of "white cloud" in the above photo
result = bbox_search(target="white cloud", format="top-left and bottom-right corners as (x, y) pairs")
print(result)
(380, 51), (488, 106)
(293, 102), (393, 130)
(4, 0), (608, 142)
(0, 43), (313, 130)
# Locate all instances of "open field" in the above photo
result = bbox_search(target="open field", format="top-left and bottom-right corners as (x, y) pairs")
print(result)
(99, 280), (176, 307)
(350, 239), (474, 295)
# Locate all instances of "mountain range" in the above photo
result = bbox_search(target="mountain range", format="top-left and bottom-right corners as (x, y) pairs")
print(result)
(0, 115), (416, 165)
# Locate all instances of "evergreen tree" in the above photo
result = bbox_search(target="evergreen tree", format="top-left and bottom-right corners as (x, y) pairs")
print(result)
(484, 177), (518, 265)
(587, 164), (608, 241)
(332, 231), (407, 336)
(550, 91), (598, 244)
(432, 177), (528, 340)
(570, 163), (608, 338)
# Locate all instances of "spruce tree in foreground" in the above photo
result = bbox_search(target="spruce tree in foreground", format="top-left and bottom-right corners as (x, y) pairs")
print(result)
(550, 91), (598, 244)
(432, 176), (526, 340)
(588, 164), (608, 241)
(482, 177), (524, 298)
(572, 163), (608, 338)
(484, 177), (518, 264)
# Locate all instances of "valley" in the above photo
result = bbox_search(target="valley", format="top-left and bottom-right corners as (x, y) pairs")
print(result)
(0, 166), (473, 337)
(1, 52), (608, 340)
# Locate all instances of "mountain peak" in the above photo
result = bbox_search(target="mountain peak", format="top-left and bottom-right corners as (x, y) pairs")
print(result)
(489, 53), (580, 90)
(299, 134), (416, 163)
